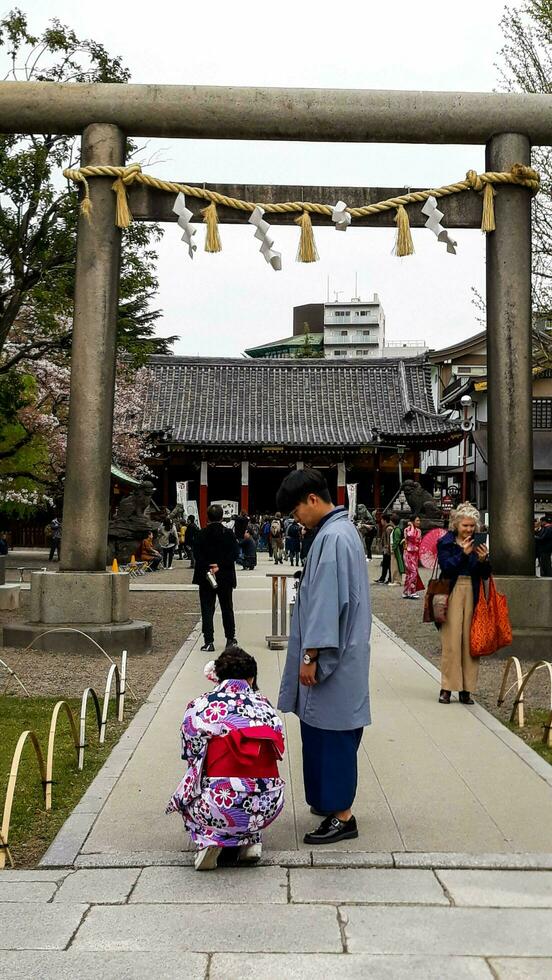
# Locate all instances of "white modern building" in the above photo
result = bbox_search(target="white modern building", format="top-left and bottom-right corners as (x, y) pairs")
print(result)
(323, 295), (428, 359)
(323, 295), (385, 357)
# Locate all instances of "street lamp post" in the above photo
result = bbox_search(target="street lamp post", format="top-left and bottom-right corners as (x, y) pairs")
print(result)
(460, 394), (473, 503)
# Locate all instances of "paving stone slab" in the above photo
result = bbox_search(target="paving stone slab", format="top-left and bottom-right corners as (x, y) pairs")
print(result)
(0, 870), (71, 882)
(211, 952), (494, 979)
(40, 812), (98, 867)
(0, 881), (57, 903)
(343, 907), (552, 956)
(290, 868), (448, 905)
(490, 959), (552, 979)
(0, 950), (207, 979)
(73, 850), (312, 868)
(259, 850), (312, 867)
(130, 866), (287, 903)
(393, 853), (552, 870)
(0, 903), (87, 950)
(72, 903), (342, 952)
(54, 868), (140, 904)
(75, 851), (194, 868)
(438, 870), (552, 907)
(311, 851), (394, 868)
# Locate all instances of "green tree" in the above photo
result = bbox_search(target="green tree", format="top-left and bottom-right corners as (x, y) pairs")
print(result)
(294, 322), (322, 358)
(0, 9), (175, 372)
(498, 2), (552, 312)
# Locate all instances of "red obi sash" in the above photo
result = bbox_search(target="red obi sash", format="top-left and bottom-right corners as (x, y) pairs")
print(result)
(205, 726), (284, 778)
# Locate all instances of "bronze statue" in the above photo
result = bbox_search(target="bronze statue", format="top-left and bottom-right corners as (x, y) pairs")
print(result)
(108, 480), (158, 563)
(400, 480), (443, 529)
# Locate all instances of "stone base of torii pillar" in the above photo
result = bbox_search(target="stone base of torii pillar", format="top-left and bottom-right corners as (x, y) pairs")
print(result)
(2, 571), (152, 656)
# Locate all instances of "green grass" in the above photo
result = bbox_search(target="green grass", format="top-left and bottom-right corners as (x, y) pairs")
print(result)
(505, 708), (552, 767)
(0, 695), (138, 867)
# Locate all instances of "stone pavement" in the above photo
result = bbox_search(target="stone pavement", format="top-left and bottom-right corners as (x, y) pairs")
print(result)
(2, 554), (552, 977)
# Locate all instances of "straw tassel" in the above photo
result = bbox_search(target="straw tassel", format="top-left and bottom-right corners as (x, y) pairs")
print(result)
(201, 202), (222, 253)
(394, 204), (414, 256)
(79, 176), (92, 221)
(295, 211), (319, 262)
(111, 177), (133, 228)
(481, 182), (496, 233)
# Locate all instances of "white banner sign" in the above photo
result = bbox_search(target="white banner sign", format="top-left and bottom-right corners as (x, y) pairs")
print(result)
(347, 483), (358, 521)
(176, 481), (189, 510)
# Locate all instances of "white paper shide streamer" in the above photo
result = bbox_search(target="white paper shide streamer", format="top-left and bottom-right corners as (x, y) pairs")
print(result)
(331, 200), (351, 231)
(248, 206), (282, 271)
(173, 192), (197, 259)
(421, 196), (457, 254)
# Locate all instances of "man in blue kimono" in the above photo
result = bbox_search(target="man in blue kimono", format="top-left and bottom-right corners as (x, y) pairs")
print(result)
(276, 468), (371, 845)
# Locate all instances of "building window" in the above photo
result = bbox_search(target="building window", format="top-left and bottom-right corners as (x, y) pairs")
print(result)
(340, 330), (348, 336)
(356, 350), (366, 356)
(362, 330), (371, 336)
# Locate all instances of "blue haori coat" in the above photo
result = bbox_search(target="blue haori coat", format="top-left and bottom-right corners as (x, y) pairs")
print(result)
(278, 508), (372, 731)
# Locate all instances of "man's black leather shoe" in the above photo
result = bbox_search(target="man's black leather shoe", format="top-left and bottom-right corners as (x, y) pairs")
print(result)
(303, 815), (358, 845)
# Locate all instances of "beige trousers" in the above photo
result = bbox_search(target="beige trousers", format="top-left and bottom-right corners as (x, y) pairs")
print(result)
(440, 577), (479, 693)
(390, 553), (403, 586)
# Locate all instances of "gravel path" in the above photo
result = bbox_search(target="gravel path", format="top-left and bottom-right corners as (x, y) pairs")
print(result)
(0, 591), (199, 700)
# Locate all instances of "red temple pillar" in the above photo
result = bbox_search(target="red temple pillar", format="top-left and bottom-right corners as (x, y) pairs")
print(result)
(337, 460), (346, 507)
(240, 460), (249, 514)
(199, 460), (208, 527)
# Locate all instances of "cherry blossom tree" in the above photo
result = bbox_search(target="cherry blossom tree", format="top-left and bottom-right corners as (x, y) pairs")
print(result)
(0, 351), (154, 516)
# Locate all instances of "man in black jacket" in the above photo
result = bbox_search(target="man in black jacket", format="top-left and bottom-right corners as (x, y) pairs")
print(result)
(536, 514), (552, 578)
(193, 504), (240, 652)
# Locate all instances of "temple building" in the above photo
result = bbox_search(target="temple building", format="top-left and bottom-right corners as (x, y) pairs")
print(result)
(142, 354), (462, 523)
(421, 329), (552, 513)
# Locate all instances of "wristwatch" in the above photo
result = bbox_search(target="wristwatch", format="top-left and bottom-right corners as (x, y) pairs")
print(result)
(303, 653), (318, 665)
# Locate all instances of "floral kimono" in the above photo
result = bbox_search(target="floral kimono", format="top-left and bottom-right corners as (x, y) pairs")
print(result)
(166, 678), (285, 848)
(403, 524), (424, 596)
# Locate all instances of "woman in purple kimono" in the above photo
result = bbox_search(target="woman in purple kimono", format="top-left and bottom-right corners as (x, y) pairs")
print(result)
(167, 648), (285, 871)
(402, 517), (424, 599)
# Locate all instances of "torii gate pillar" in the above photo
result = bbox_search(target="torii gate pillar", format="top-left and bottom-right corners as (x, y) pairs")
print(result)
(3, 124), (152, 654)
(486, 133), (552, 657)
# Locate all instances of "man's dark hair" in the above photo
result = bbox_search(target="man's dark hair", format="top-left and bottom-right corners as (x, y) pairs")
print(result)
(214, 647), (258, 690)
(188, 515), (195, 523)
(276, 467), (331, 512)
(207, 504), (223, 523)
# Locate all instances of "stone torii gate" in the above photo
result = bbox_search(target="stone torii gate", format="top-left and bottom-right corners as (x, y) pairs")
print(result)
(0, 83), (550, 656)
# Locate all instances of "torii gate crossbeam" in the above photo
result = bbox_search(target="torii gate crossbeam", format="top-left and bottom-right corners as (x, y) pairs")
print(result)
(0, 82), (549, 659)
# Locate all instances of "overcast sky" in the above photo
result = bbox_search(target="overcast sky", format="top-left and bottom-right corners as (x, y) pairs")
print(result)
(10, 0), (513, 354)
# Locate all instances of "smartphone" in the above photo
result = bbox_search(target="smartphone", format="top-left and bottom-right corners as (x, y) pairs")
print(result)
(473, 532), (488, 548)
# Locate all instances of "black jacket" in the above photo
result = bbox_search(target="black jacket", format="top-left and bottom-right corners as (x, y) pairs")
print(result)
(536, 525), (552, 557)
(192, 522), (240, 589)
(234, 515), (249, 539)
(437, 531), (491, 606)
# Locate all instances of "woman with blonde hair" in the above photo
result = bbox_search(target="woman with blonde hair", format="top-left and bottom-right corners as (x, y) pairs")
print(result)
(436, 503), (491, 705)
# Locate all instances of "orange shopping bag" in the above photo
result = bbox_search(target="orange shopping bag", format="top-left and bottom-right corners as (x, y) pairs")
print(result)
(488, 576), (513, 650)
(470, 576), (513, 656)
(470, 580), (497, 656)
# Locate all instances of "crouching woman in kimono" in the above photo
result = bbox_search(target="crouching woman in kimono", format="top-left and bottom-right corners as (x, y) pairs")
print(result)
(166, 648), (285, 871)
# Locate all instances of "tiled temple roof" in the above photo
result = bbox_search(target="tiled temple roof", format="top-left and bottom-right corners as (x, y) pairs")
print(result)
(142, 355), (462, 449)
